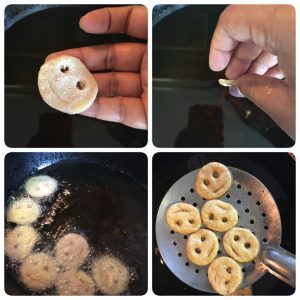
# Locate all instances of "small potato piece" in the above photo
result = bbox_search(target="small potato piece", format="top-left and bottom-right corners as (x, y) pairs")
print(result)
(219, 79), (234, 87)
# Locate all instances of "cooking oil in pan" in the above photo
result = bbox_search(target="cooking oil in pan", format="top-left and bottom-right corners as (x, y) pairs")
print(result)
(5, 161), (147, 295)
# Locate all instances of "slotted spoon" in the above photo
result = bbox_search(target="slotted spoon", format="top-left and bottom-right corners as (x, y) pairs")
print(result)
(155, 167), (295, 293)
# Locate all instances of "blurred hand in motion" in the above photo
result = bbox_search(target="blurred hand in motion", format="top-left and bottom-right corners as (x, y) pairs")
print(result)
(47, 6), (148, 130)
(209, 5), (295, 139)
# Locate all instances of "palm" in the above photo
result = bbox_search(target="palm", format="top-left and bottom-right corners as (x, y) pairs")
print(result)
(46, 6), (148, 129)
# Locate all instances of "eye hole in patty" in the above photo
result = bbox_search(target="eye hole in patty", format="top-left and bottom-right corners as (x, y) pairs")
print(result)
(213, 171), (219, 178)
(203, 179), (210, 186)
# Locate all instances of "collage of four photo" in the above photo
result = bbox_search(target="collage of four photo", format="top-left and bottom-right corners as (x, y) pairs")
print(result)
(4, 2), (296, 297)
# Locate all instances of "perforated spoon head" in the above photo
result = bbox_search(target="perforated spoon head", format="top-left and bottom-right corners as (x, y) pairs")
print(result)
(155, 167), (281, 293)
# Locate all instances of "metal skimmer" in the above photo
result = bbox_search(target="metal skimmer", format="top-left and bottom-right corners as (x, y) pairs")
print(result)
(155, 167), (295, 293)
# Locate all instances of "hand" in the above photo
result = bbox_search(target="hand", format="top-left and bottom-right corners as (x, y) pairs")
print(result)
(209, 5), (295, 139)
(46, 6), (148, 130)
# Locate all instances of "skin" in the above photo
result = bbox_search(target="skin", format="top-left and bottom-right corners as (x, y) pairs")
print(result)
(209, 5), (295, 139)
(46, 6), (147, 130)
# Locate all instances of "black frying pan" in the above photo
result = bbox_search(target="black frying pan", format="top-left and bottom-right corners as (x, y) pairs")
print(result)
(153, 152), (295, 295)
(5, 152), (148, 295)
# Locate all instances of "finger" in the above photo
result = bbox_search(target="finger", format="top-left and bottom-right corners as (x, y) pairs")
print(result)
(209, 5), (288, 72)
(209, 23), (238, 71)
(234, 74), (295, 139)
(247, 51), (278, 75)
(93, 72), (141, 97)
(81, 96), (147, 129)
(225, 42), (262, 79)
(140, 50), (148, 118)
(263, 65), (285, 79)
(80, 6), (147, 39)
(46, 43), (146, 72)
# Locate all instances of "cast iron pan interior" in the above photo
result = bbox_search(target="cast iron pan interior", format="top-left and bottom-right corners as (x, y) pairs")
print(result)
(153, 153), (295, 295)
(5, 5), (147, 148)
(5, 152), (147, 295)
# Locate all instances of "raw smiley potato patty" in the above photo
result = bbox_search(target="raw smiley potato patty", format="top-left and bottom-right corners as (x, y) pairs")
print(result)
(5, 226), (39, 261)
(38, 55), (98, 114)
(25, 175), (58, 198)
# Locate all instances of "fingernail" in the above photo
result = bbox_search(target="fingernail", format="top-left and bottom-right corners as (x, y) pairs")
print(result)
(79, 15), (87, 29)
(79, 17), (84, 29)
(229, 86), (246, 98)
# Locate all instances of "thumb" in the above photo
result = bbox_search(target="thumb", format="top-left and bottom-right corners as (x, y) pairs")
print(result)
(232, 74), (295, 140)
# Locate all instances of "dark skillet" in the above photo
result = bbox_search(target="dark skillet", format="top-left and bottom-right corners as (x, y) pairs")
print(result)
(5, 152), (148, 295)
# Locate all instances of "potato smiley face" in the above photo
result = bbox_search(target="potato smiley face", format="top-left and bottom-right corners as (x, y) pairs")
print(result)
(38, 55), (98, 115)
(7, 197), (41, 225)
(55, 233), (90, 269)
(92, 255), (129, 295)
(5, 226), (39, 261)
(19, 252), (58, 290)
(56, 270), (95, 295)
(166, 203), (201, 234)
(25, 175), (58, 198)
(195, 162), (232, 200)
(223, 227), (260, 262)
(201, 200), (238, 232)
(208, 256), (242, 295)
(186, 229), (218, 266)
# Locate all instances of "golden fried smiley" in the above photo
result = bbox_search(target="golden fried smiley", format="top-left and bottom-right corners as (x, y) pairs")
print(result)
(186, 229), (218, 266)
(166, 203), (201, 234)
(208, 256), (242, 295)
(195, 162), (232, 200)
(201, 200), (238, 232)
(223, 227), (260, 262)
